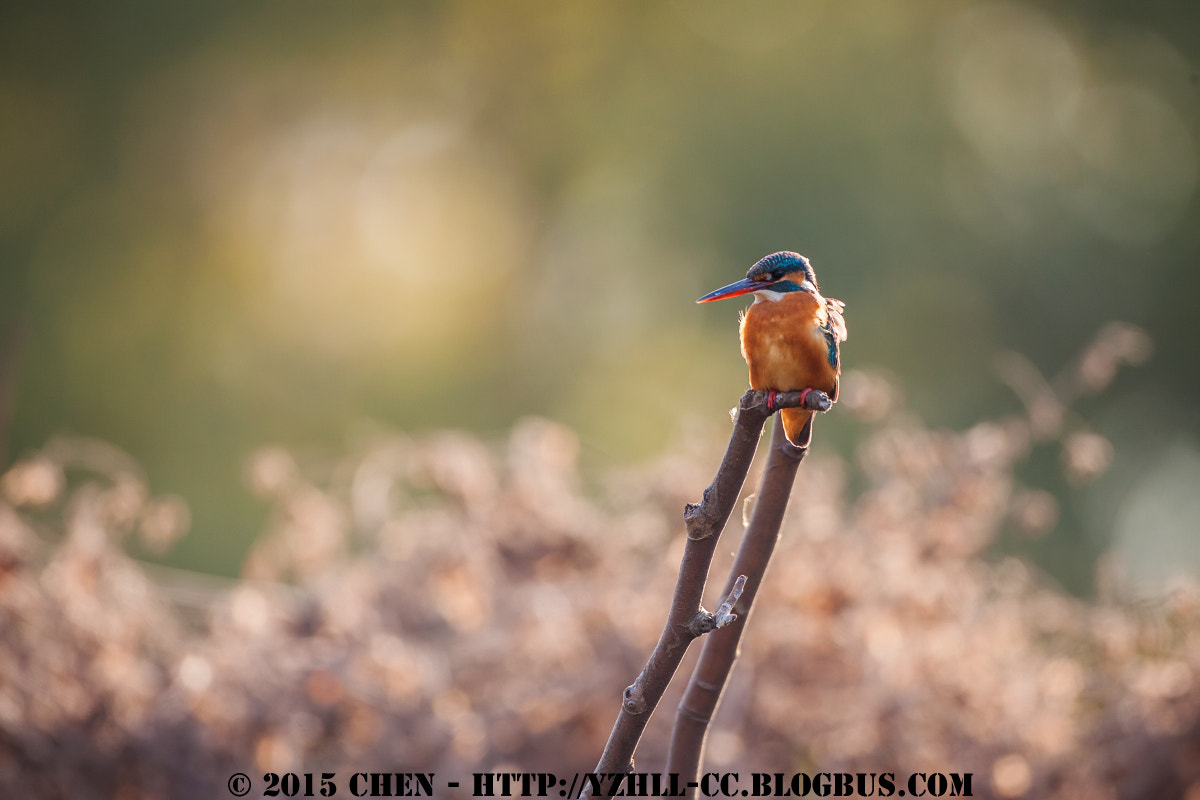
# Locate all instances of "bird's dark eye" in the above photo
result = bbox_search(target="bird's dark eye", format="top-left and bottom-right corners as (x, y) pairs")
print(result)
(769, 270), (784, 282)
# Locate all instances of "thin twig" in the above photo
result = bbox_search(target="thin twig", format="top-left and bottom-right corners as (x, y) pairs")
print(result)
(713, 575), (746, 628)
(587, 389), (827, 791)
(683, 575), (747, 638)
(665, 415), (808, 789)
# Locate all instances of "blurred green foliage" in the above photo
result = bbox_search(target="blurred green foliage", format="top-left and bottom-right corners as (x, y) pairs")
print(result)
(1, 1), (1197, 583)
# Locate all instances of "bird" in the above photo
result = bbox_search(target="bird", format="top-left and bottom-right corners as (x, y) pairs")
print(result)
(697, 251), (847, 448)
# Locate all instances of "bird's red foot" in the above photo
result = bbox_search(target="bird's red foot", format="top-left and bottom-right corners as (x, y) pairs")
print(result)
(767, 389), (778, 411)
(799, 387), (813, 407)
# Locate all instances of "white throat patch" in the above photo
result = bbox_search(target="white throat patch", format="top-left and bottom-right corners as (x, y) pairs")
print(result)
(752, 289), (785, 303)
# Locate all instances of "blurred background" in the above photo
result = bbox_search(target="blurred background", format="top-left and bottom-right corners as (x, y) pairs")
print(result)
(4, 1), (1200, 796)
(1, 0), (1197, 589)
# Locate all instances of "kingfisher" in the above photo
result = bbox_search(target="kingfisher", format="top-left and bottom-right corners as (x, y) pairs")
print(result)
(697, 251), (847, 448)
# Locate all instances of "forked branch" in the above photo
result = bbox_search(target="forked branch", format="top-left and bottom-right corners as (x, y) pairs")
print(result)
(587, 388), (828, 790)
(665, 416), (807, 788)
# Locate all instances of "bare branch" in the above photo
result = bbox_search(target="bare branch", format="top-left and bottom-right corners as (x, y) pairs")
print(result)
(587, 389), (830, 788)
(665, 416), (808, 788)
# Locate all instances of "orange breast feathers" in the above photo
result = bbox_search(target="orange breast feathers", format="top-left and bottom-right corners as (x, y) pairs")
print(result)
(738, 290), (843, 447)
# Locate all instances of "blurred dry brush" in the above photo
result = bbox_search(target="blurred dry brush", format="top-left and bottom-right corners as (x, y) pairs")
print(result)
(2, 323), (1199, 799)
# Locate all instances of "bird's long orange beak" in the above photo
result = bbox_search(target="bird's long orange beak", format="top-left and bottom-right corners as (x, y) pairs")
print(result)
(696, 277), (768, 303)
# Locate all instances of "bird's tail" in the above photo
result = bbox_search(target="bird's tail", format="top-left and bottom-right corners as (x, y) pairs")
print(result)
(781, 408), (814, 448)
